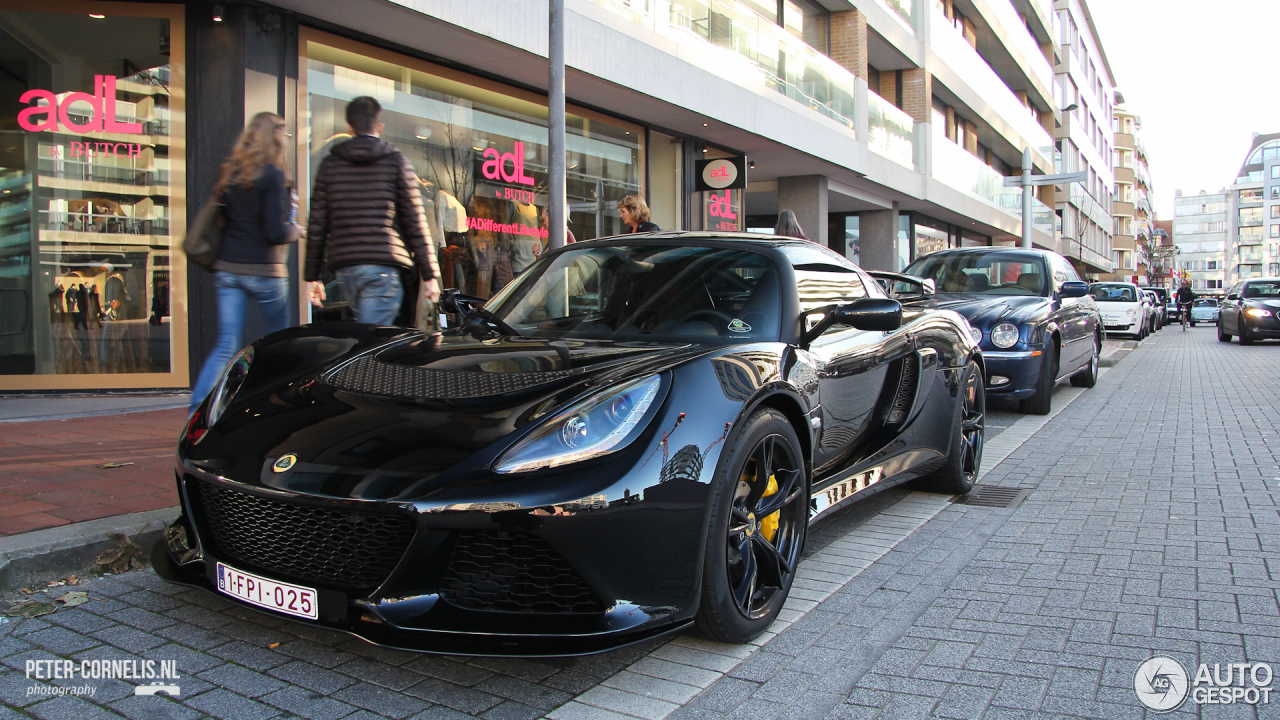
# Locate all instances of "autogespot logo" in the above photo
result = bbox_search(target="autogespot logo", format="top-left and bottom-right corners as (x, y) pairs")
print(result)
(1135, 656), (1190, 712)
(1135, 657), (1275, 711)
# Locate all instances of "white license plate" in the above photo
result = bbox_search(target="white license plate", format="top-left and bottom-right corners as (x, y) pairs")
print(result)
(216, 562), (317, 620)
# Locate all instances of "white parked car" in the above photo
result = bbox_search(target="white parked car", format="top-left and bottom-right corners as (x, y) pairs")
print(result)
(1089, 282), (1147, 339)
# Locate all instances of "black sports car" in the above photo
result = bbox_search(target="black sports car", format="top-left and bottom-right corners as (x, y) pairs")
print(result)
(886, 247), (1102, 415)
(1218, 277), (1280, 344)
(157, 234), (984, 656)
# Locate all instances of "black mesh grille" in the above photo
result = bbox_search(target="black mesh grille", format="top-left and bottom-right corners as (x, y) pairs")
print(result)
(440, 531), (604, 613)
(326, 356), (578, 398)
(191, 479), (415, 589)
(885, 355), (918, 424)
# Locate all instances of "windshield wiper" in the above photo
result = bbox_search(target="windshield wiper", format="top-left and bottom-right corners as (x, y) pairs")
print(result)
(463, 306), (521, 338)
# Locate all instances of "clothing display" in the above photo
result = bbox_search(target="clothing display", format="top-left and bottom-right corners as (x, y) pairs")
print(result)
(470, 236), (494, 299)
(418, 180), (446, 250)
(436, 190), (468, 234)
(492, 247), (513, 291)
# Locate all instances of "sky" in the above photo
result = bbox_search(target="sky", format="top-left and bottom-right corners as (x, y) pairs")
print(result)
(1087, 1), (1280, 219)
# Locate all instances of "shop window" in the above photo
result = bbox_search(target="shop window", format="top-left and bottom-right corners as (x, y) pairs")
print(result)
(0, 5), (186, 387)
(302, 33), (643, 301)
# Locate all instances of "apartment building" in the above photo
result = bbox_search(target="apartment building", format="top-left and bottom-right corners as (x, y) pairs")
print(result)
(1227, 133), (1280, 283)
(0, 0), (1117, 392)
(1104, 103), (1152, 283)
(1173, 190), (1230, 293)
(1052, 0), (1117, 280)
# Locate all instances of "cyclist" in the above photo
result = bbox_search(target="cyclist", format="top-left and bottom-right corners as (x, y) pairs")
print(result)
(1176, 283), (1195, 330)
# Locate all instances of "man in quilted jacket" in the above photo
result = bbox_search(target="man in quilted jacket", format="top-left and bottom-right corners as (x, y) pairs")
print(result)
(305, 96), (440, 325)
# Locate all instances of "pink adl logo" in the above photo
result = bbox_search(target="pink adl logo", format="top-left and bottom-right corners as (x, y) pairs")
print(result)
(18, 76), (143, 135)
(481, 141), (535, 186)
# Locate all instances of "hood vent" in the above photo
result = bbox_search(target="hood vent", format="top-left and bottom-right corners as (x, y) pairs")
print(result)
(326, 356), (581, 398)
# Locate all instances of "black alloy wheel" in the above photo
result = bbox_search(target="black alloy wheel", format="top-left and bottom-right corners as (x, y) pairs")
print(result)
(917, 360), (985, 494)
(1070, 333), (1100, 388)
(693, 408), (807, 643)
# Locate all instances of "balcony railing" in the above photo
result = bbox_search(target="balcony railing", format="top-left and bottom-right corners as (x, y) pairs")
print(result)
(588, 0), (856, 129)
(929, 7), (1053, 161)
(878, 0), (913, 30)
(868, 91), (914, 168)
(39, 210), (170, 236)
(932, 135), (1053, 236)
(972, 0), (1052, 87)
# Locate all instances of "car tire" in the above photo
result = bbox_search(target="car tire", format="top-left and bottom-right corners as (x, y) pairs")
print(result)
(1189, 320), (1196, 327)
(1019, 345), (1057, 416)
(1070, 334), (1100, 388)
(1218, 322), (1231, 342)
(691, 407), (808, 644)
(1239, 323), (1254, 346)
(916, 360), (984, 495)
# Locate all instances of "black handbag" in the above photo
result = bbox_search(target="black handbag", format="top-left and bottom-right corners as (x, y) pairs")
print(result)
(183, 197), (225, 271)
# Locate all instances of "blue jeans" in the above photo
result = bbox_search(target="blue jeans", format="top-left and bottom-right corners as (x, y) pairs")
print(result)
(189, 272), (289, 415)
(336, 265), (403, 326)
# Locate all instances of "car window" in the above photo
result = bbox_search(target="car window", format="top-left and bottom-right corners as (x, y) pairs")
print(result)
(1089, 283), (1137, 302)
(1243, 282), (1280, 298)
(486, 245), (781, 342)
(905, 251), (1048, 296)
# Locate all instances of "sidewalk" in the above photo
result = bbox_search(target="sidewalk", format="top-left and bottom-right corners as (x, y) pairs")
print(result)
(0, 406), (185, 535)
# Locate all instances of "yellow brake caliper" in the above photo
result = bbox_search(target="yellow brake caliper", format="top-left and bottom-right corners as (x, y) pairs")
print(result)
(760, 474), (780, 543)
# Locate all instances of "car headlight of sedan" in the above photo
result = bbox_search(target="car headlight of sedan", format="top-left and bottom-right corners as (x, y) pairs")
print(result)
(1245, 307), (1273, 317)
(990, 323), (1020, 349)
(207, 346), (254, 428)
(495, 374), (663, 473)
(967, 324), (983, 344)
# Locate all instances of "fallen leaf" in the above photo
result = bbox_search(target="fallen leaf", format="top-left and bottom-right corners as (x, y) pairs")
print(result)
(5, 601), (57, 618)
(67, 576), (79, 585)
(96, 462), (135, 469)
(268, 643), (280, 649)
(47, 580), (64, 587)
(56, 591), (89, 609)
(96, 532), (145, 575)
(19, 588), (32, 594)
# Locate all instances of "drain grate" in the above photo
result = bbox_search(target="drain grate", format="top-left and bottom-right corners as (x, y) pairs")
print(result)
(955, 485), (1030, 509)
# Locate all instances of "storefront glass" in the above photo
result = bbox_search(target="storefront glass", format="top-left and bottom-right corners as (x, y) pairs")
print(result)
(300, 32), (643, 300)
(0, 3), (185, 389)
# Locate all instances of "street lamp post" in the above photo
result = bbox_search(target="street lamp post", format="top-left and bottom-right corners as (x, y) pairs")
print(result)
(1003, 150), (1088, 249)
(548, 0), (566, 250)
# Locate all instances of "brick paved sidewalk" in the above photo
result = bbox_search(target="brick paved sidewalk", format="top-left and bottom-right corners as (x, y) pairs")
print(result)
(0, 410), (184, 535)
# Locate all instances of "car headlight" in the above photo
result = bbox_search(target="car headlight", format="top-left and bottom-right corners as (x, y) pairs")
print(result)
(968, 324), (983, 343)
(1126, 308), (1137, 318)
(1245, 308), (1272, 317)
(206, 346), (254, 428)
(494, 374), (663, 473)
(990, 323), (1020, 349)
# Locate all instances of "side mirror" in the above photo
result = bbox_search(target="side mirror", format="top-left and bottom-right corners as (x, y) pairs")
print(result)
(802, 298), (903, 345)
(1060, 281), (1088, 298)
(440, 288), (484, 317)
(922, 278), (937, 295)
(1227, 293), (1239, 301)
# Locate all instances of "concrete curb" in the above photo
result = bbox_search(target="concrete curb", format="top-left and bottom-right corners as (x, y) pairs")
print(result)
(0, 403), (188, 424)
(1099, 339), (1140, 367)
(0, 507), (179, 594)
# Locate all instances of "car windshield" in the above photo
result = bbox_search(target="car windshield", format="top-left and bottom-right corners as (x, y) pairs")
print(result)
(1089, 283), (1138, 303)
(904, 252), (1048, 296)
(1243, 282), (1280, 298)
(483, 244), (782, 342)
(1193, 298), (1218, 307)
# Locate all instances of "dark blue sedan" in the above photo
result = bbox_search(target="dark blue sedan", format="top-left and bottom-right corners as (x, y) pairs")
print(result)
(876, 247), (1102, 415)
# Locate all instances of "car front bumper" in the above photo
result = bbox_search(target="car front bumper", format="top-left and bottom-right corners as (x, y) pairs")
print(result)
(981, 350), (1046, 399)
(155, 459), (706, 657)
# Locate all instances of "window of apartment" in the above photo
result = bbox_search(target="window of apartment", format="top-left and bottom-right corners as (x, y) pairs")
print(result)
(781, 0), (830, 54)
(1208, 280), (1223, 289)
(1208, 260), (1220, 271)
(1272, 224), (1280, 239)
(1241, 207), (1265, 224)
(1271, 186), (1280, 200)
(1241, 226), (1264, 244)
(1272, 165), (1280, 179)
(1240, 188), (1264, 205)
(1272, 205), (1280, 219)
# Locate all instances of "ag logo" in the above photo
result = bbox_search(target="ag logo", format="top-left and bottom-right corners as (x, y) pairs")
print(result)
(272, 454), (297, 473)
(727, 318), (752, 333)
(1135, 656), (1190, 712)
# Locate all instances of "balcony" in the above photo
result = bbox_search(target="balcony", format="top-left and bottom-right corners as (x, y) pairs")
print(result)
(587, 0), (856, 129)
(929, 7), (1054, 162)
(934, 0), (1052, 89)
(878, 0), (913, 31)
(932, 136), (1054, 236)
(868, 91), (915, 168)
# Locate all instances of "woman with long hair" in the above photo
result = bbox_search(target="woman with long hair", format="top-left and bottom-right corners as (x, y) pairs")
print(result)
(774, 209), (807, 240)
(189, 112), (300, 415)
(618, 195), (660, 233)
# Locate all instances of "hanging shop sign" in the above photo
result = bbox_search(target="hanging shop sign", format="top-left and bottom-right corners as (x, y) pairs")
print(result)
(17, 76), (143, 135)
(694, 156), (747, 192)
